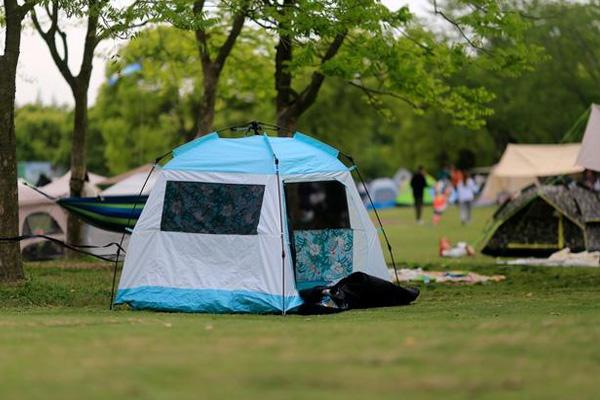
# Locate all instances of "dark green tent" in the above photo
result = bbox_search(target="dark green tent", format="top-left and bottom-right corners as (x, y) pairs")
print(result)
(481, 184), (600, 257)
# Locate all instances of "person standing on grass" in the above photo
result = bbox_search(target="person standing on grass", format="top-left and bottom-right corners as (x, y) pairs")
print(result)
(410, 166), (427, 224)
(457, 171), (478, 225)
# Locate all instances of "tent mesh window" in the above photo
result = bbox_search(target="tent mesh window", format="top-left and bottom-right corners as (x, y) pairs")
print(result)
(22, 212), (63, 236)
(160, 181), (265, 235)
(284, 181), (352, 289)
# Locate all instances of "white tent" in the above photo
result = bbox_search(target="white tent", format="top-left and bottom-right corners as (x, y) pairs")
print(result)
(367, 178), (398, 209)
(42, 170), (105, 198)
(101, 167), (158, 196)
(478, 144), (584, 204)
(576, 104), (600, 172)
(115, 133), (390, 313)
(17, 171), (126, 260)
(18, 180), (67, 259)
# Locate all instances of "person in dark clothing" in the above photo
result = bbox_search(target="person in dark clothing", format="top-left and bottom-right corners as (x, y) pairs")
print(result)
(410, 166), (427, 223)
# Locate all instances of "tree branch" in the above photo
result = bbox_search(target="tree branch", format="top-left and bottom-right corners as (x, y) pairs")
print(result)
(295, 31), (347, 115)
(78, 1), (101, 85)
(214, 9), (246, 72)
(433, 0), (491, 55)
(193, 0), (211, 65)
(31, 2), (76, 88)
(347, 80), (421, 109)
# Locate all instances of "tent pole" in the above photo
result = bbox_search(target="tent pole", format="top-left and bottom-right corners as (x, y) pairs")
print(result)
(340, 153), (400, 284)
(275, 157), (287, 316)
(262, 133), (287, 316)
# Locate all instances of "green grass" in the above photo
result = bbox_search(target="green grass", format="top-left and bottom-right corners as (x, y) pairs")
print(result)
(1, 206), (600, 399)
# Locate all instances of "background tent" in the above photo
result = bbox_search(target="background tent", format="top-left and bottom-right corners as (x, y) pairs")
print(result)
(393, 168), (411, 188)
(477, 144), (584, 204)
(576, 104), (600, 172)
(100, 166), (160, 196)
(18, 171), (126, 260)
(396, 174), (435, 206)
(366, 178), (398, 209)
(42, 170), (105, 198)
(18, 180), (67, 260)
(481, 184), (600, 257)
(100, 165), (158, 196)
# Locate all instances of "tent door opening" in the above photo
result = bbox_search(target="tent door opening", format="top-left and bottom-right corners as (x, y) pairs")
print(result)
(283, 180), (353, 290)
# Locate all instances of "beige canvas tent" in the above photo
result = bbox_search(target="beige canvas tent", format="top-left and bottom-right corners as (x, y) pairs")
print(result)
(478, 144), (584, 204)
(576, 104), (600, 172)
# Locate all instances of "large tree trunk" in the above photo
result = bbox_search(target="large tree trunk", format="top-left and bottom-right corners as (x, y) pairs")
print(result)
(196, 65), (218, 136)
(0, 1), (25, 281)
(274, 0), (295, 136)
(193, 1), (247, 138)
(66, 87), (88, 255)
(274, 1), (345, 136)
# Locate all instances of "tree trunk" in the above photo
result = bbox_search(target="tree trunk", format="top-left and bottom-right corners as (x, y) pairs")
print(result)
(274, 2), (295, 137)
(0, 1), (25, 281)
(273, 1), (346, 136)
(276, 107), (298, 135)
(196, 65), (218, 137)
(66, 87), (88, 255)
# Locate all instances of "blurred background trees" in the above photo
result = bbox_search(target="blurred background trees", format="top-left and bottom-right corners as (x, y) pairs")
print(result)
(12, 0), (600, 179)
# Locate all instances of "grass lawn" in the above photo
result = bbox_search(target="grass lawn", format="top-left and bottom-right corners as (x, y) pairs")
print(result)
(1, 206), (600, 399)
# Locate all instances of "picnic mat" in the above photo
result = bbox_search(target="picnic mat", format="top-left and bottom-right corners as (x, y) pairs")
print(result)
(390, 268), (505, 285)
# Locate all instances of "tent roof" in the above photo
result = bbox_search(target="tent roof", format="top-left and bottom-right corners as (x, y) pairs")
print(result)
(42, 170), (105, 198)
(576, 103), (600, 172)
(18, 179), (53, 206)
(369, 178), (397, 191)
(493, 143), (583, 178)
(494, 184), (600, 225)
(99, 164), (154, 186)
(164, 132), (348, 175)
(101, 169), (158, 196)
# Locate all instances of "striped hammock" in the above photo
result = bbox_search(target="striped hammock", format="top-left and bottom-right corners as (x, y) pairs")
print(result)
(57, 195), (148, 233)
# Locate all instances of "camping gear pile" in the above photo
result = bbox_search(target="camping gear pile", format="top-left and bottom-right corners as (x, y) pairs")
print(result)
(113, 131), (417, 314)
(298, 272), (419, 314)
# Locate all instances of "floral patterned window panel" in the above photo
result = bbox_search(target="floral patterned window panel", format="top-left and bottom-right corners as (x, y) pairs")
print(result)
(293, 228), (353, 289)
(160, 181), (265, 235)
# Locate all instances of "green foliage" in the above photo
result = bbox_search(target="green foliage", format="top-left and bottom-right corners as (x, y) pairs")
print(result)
(16, 1), (600, 179)
(93, 25), (275, 174)
(462, 0), (600, 150)
(14, 104), (108, 173)
(254, 0), (543, 129)
(299, 79), (496, 178)
(15, 104), (71, 166)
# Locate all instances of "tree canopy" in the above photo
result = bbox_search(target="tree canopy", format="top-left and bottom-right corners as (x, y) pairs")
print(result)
(12, 0), (600, 179)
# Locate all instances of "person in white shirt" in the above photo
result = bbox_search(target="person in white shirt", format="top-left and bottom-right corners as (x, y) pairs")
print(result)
(456, 172), (478, 224)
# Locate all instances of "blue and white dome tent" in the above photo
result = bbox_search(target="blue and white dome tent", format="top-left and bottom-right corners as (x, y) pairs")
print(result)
(115, 126), (391, 313)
